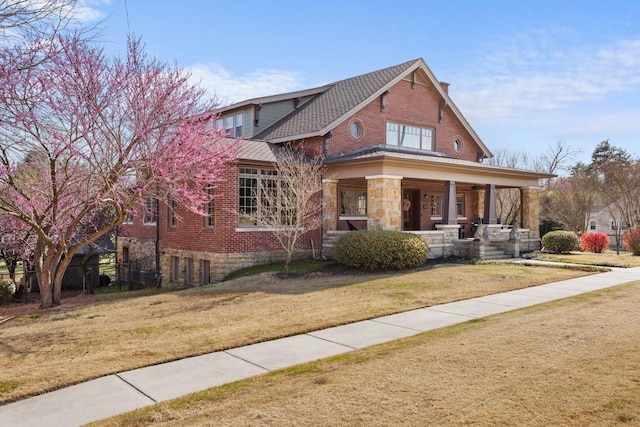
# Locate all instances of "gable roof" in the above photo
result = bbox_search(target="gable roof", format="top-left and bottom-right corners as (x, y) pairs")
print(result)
(245, 58), (492, 159)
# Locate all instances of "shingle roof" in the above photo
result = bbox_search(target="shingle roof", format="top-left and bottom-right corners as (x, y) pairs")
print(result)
(253, 59), (421, 141)
(236, 138), (281, 163)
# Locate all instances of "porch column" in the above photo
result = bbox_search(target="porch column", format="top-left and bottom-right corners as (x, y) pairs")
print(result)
(474, 187), (485, 223)
(483, 184), (498, 224)
(322, 179), (339, 234)
(442, 181), (457, 225)
(366, 175), (402, 230)
(520, 186), (540, 238)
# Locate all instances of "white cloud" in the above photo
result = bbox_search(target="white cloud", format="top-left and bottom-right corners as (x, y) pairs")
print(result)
(72, 0), (109, 23)
(187, 64), (307, 106)
(451, 33), (640, 124)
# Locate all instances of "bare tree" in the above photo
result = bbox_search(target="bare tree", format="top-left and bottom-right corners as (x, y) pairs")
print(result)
(241, 147), (324, 274)
(486, 141), (580, 225)
(543, 163), (598, 233)
(589, 140), (640, 231)
(0, 0), (81, 42)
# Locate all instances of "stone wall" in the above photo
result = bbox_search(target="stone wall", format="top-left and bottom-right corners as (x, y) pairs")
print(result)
(161, 247), (315, 285)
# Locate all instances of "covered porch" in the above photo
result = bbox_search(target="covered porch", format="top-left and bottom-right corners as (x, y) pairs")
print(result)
(321, 151), (550, 259)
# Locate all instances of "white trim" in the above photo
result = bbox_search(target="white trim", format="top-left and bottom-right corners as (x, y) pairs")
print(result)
(235, 226), (305, 232)
(365, 174), (403, 180)
(339, 215), (367, 221)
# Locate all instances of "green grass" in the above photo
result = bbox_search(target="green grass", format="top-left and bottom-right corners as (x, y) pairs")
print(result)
(526, 250), (640, 268)
(222, 259), (336, 281)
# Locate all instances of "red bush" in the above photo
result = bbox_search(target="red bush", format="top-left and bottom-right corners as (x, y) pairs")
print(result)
(580, 232), (610, 253)
(623, 228), (640, 256)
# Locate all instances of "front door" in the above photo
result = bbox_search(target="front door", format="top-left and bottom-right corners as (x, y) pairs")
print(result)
(402, 189), (421, 231)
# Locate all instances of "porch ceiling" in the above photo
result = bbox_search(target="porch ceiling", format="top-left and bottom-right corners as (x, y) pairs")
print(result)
(324, 153), (548, 188)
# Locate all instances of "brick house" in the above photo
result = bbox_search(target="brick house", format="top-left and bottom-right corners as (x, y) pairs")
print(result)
(117, 58), (552, 285)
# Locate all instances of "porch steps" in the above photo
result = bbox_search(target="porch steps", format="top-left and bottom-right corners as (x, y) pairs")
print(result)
(482, 245), (512, 260)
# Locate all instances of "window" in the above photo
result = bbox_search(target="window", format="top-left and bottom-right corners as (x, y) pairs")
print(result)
(217, 113), (244, 137)
(349, 120), (363, 138)
(205, 187), (214, 227)
(171, 256), (180, 282)
(168, 198), (177, 228)
(431, 194), (465, 217)
(123, 211), (134, 225)
(235, 113), (243, 137)
(590, 220), (597, 230)
(185, 257), (194, 284)
(386, 122), (434, 150)
(456, 195), (465, 217)
(340, 190), (367, 216)
(238, 168), (258, 225)
(200, 260), (210, 285)
(238, 167), (290, 226)
(454, 138), (463, 153)
(431, 194), (442, 216)
(143, 197), (158, 225)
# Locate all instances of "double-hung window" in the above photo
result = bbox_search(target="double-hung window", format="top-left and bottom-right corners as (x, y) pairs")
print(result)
(215, 113), (244, 137)
(143, 197), (158, 225)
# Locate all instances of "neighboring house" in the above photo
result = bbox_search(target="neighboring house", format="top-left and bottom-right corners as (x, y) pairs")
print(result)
(588, 204), (628, 241)
(118, 58), (553, 284)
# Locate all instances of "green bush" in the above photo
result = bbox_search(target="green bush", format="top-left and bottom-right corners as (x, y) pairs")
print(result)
(541, 230), (580, 254)
(0, 278), (16, 304)
(335, 230), (429, 270)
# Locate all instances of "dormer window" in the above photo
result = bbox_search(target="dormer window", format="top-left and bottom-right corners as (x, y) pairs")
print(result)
(386, 122), (434, 151)
(215, 113), (243, 137)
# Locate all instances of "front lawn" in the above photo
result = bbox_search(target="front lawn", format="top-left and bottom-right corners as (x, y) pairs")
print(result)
(0, 262), (592, 404)
(527, 250), (640, 267)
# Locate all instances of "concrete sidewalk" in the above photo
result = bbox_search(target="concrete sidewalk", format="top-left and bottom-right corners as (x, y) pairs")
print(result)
(1, 265), (638, 427)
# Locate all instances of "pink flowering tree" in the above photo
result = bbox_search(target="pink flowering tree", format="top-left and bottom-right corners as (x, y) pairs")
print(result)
(0, 35), (237, 308)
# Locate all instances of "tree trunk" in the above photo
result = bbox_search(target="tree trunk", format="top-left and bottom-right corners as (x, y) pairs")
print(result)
(34, 240), (67, 308)
(35, 255), (54, 308)
(52, 255), (73, 305)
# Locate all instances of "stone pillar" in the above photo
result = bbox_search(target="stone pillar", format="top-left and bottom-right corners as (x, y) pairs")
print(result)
(442, 181), (458, 225)
(366, 175), (402, 230)
(483, 184), (497, 224)
(520, 186), (540, 238)
(322, 179), (339, 235)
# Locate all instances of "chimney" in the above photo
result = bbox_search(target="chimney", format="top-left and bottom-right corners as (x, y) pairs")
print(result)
(439, 81), (450, 94)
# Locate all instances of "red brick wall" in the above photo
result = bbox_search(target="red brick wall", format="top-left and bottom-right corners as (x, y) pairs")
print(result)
(117, 163), (321, 256)
(326, 79), (480, 162)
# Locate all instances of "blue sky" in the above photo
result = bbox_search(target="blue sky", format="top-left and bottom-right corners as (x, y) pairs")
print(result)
(82, 0), (639, 166)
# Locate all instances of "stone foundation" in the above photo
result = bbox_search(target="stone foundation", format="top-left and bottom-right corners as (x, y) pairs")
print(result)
(116, 237), (156, 269)
(161, 248), (315, 285)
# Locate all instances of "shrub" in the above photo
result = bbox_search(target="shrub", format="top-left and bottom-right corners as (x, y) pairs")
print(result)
(623, 228), (640, 256)
(541, 230), (580, 254)
(0, 279), (16, 304)
(335, 230), (429, 270)
(580, 232), (610, 253)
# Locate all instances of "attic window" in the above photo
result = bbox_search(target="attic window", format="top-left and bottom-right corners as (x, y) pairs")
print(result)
(453, 138), (463, 153)
(349, 120), (363, 139)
